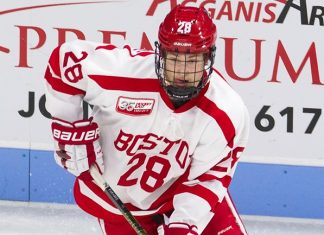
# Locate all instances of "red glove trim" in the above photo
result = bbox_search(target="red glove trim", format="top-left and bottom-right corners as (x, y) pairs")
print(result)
(164, 222), (198, 235)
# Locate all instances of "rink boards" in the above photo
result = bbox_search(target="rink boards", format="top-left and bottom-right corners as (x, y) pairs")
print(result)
(0, 147), (323, 220)
(1, 0), (323, 222)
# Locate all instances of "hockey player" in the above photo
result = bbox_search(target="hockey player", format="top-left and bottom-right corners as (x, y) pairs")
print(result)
(44, 5), (250, 235)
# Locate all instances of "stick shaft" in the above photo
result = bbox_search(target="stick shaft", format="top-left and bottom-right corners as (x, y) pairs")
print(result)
(89, 165), (147, 235)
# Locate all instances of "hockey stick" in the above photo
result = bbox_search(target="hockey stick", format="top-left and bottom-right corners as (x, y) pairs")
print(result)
(89, 164), (148, 235)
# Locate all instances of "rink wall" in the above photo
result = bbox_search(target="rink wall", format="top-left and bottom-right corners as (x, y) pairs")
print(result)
(1, 0), (323, 222)
(1, 147), (324, 220)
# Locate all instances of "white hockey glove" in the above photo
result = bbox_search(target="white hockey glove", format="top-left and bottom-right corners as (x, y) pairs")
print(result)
(51, 117), (104, 177)
(158, 222), (198, 235)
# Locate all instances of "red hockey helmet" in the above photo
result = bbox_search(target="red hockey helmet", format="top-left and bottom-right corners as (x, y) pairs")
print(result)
(155, 6), (217, 105)
(158, 5), (216, 53)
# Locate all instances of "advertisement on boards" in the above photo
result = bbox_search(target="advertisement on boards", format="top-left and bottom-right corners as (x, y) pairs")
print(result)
(0, 0), (323, 166)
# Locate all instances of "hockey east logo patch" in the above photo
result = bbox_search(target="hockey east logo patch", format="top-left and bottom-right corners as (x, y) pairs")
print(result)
(116, 96), (155, 115)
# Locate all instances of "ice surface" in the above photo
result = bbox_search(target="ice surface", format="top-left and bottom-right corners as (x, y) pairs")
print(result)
(0, 201), (99, 235)
(0, 200), (323, 235)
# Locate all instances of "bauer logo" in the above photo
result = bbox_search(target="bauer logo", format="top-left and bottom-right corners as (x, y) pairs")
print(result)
(116, 96), (155, 115)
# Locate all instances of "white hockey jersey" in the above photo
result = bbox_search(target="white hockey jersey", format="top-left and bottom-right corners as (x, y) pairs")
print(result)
(44, 39), (250, 227)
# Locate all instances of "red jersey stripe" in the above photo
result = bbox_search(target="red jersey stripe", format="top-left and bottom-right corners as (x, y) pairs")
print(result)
(49, 46), (62, 77)
(44, 45), (84, 95)
(177, 184), (220, 208)
(197, 96), (235, 148)
(74, 178), (173, 220)
(210, 165), (228, 172)
(89, 75), (160, 92)
(45, 67), (85, 95)
(198, 174), (232, 188)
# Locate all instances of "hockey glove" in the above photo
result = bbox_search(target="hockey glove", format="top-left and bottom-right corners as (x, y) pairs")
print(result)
(159, 222), (198, 235)
(51, 117), (104, 177)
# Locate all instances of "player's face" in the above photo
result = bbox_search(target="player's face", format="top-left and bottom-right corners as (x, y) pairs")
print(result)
(164, 52), (205, 88)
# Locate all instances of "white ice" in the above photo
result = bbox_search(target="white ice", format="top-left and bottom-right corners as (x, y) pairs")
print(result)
(0, 200), (323, 235)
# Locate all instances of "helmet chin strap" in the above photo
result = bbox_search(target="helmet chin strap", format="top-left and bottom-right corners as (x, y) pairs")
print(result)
(165, 80), (202, 108)
(166, 85), (196, 99)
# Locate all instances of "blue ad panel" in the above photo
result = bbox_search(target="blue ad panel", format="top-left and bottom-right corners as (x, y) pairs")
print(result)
(1, 147), (324, 219)
(230, 162), (324, 219)
(0, 148), (29, 201)
(29, 150), (75, 204)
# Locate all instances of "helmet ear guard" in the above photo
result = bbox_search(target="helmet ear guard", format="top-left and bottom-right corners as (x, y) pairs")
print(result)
(155, 5), (217, 104)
